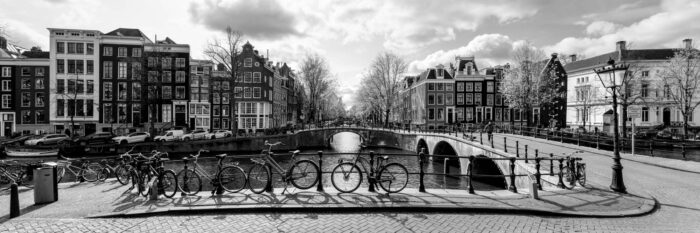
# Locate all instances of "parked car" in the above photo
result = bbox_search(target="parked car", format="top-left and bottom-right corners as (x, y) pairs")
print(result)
(25, 134), (70, 146)
(1, 134), (38, 147)
(182, 129), (208, 141)
(205, 130), (232, 139)
(75, 132), (116, 145)
(154, 130), (185, 142)
(656, 130), (673, 140)
(112, 132), (151, 145)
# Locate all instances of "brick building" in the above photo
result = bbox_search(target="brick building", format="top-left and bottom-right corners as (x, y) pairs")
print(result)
(189, 59), (212, 131)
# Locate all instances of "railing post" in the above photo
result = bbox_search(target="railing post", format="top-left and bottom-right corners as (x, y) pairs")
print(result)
(577, 132), (580, 146)
(467, 155), (475, 194)
(524, 145), (529, 163)
(490, 135), (494, 148)
(480, 131), (483, 145)
(419, 148), (426, 192)
(368, 151), (376, 192)
(516, 141), (520, 157)
(557, 158), (566, 188)
(503, 137), (508, 153)
(10, 182), (19, 218)
(560, 131), (563, 143)
(649, 142), (654, 157)
(682, 144), (687, 160)
(317, 151), (324, 192)
(596, 134), (600, 149)
(549, 153), (554, 176)
(535, 149), (538, 159)
(508, 157), (517, 193)
(535, 158), (542, 190)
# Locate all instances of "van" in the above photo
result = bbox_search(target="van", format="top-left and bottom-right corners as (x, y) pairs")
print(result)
(154, 130), (185, 142)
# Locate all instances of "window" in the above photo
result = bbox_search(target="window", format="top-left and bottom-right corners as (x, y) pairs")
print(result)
(495, 108), (502, 121)
(76, 43), (84, 54)
(36, 110), (46, 123)
(244, 72), (252, 83)
(67, 60), (84, 74)
(148, 57), (156, 67)
(446, 84), (453, 91)
(642, 107), (649, 122)
(57, 79), (65, 94)
(56, 99), (65, 117)
(176, 86), (185, 99)
(437, 94), (444, 105)
(56, 42), (65, 53)
(641, 83), (649, 98)
(162, 86), (172, 99)
(475, 83), (482, 92)
(487, 94), (494, 106)
(244, 58), (252, 67)
(176, 58), (186, 68)
(86, 80), (94, 94)
(162, 71), (172, 83)
(77, 79), (84, 93)
(67, 42), (76, 54)
(21, 79), (31, 89)
(642, 71), (649, 77)
(437, 108), (444, 121)
(244, 87), (251, 98)
(235, 87), (242, 98)
(132, 62), (141, 80)
(457, 93), (464, 105)
(133, 48), (141, 57)
(0, 67), (11, 77)
(118, 47), (127, 57)
(428, 108), (435, 120)
(132, 83), (141, 101)
(475, 93), (482, 105)
(103, 62), (113, 78)
(57, 60), (65, 73)
(176, 71), (185, 83)
(437, 83), (444, 91)
(21, 67), (30, 76)
(222, 81), (230, 90)
(465, 82), (473, 92)
(21, 92), (31, 107)
(213, 93), (220, 104)
(487, 82), (494, 92)
(86, 43), (94, 55)
(253, 87), (261, 98)
(222, 93), (229, 104)
(428, 94), (435, 105)
(161, 58), (171, 69)
(446, 94), (453, 105)
(496, 94), (502, 106)
(456, 82), (464, 92)
(1, 95), (10, 109)
(1, 80), (9, 91)
(428, 83), (435, 91)
(67, 79), (75, 93)
(103, 47), (113, 56)
(103, 103), (112, 123)
(148, 71), (158, 83)
(86, 60), (94, 74)
(118, 62), (127, 79)
(76, 100), (85, 116)
(22, 111), (31, 124)
(253, 72), (261, 83)
(465, 108), (474, 121)
(103, 82), (112, 100)
(457, 108), (464, 121)
(118, 82), (127, 100)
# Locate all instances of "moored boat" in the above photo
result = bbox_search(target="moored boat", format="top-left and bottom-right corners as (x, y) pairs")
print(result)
(5, 147), (59, 157)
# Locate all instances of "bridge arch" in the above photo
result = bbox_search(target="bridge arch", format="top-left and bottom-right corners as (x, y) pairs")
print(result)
(433, 141), (461, 176)
(471, 155), (508, 189)
(416, 138), (429, 154)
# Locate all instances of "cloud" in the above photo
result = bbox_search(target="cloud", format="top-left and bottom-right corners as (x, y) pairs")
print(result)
(585, 21), (620, 36)
(0, 19), (49, 49)
(407, 34), (523, 74)
(545, 0), (700, 57)
(189, 0), (300, 40)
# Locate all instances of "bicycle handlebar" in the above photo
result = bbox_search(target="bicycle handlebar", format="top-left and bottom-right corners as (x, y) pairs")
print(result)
(264, 140), (283, 146)
(190, 149), (209, 158)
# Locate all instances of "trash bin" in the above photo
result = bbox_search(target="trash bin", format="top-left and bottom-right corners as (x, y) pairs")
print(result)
(34, 166), (58, 204)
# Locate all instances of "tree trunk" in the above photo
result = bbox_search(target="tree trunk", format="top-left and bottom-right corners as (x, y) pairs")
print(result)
(684, 114), (689, 141)
(621, 104), (628, 138)
(384, 109), (390, 128)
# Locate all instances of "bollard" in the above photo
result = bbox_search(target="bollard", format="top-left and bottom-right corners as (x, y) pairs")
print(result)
(535, 149), (538, 159)
(508, 157), (517, 193)
(490, 135), (494, 148)
(503, 137), (508, 153)
(560, 131), (563, 143)
(577, 132), (580, 146)
(480, 131), (483, 145)
(531, 182), (539, 200)
(549, 153), (554, 176)
(535, 158), (542, 190)
(317, 151), (324, 192)
(650, 143), (654, 157)
(596, 134), (600, 149)
(682, 144), (687, 160)
(10, 182), (19, 218)
(368, 151), (376, 192)
(516, 141), (520, 157)
(419, 149), (426, 192)
(557, 158), (566, 188)
(467, 156), (475, 194)
(524, 145), (529, 163)
(149, 177), (159, 200)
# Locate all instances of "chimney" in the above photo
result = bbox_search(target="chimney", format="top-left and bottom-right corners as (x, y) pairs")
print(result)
(0, 36), (6, 50)
(569, 54), (577, 62)
(683, 38), (693, 49)
(551, 53), (558, 59)
(616, 41), (626, 51)
(254, 50), (259, 55)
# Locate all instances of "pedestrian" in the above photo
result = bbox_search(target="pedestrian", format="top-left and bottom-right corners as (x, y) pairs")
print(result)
(484, 121), (494, 143)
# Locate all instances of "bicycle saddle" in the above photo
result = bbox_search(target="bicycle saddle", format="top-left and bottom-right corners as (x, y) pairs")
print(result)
(379, 155), (389, 160)
(215, 154), (227, 159)
(289, 150), (300, 154)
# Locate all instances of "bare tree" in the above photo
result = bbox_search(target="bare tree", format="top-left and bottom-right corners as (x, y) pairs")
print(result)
(575, 85), (599, 131)
(298, 54), (334, 124)
(618, 63), (650, 136)
(362, 52), (407, 127)
(140, 44), (168, 136)
(658, 43), (700, 140)
(204, 26), (244, 134)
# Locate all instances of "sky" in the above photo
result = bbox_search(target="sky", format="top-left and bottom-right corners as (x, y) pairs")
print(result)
(1, 0), (700, 109)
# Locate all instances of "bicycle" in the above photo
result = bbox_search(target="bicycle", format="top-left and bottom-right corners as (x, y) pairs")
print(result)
(247, 141), (320, 194)
(560, 150), (586, 189)
(132, 150), (178, 198)
(176, 149), (247, 196)
(98, 147), (136, 183)
(0, 160), (29, 187)
(330, 145), (408, 193)
(56, 156), (102, 183)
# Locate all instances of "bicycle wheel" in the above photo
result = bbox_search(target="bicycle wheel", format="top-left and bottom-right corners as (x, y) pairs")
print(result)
(116, 165), (131, 185)
(561, 166), (574, 189)
(331, 163), (362, 193)
(81, 165), (100, 182)
(247, 164), (270, 194)
(139, 172), (152, 197)
(290, 160), (320, 190)
(378, 163), (408, 193)
(99, 167), (111, 181)
(57, 166), (66, 183)
(218, 166), (247, 193)
(130, 169), (142, 194)
(160, 170), (178, 198)
(177, 169), (202, 195)
(577, 165), (586, 187)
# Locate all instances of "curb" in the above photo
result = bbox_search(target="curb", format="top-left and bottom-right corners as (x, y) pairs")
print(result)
(500, 133), (700, 175)
(88, 196), (657, 219)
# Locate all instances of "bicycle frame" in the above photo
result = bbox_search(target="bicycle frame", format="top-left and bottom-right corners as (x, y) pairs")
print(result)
(344, 154), (385, 178)
(58, 162), (87, 177)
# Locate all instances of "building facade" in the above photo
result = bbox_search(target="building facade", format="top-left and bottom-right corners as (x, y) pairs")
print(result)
(453, 57), (509, 127)
(234, 42), (273, 133)
(407, 64), (455, 130)
(189, 59), (212, 131)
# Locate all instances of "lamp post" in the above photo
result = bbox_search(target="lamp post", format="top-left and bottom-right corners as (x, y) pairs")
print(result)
(593, 58), (628, 193)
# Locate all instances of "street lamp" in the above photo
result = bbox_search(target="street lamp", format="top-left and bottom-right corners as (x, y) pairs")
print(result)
(593, 57), (628, 193)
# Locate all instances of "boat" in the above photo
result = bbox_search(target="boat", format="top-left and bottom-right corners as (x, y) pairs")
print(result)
(4, 147), (59, 157)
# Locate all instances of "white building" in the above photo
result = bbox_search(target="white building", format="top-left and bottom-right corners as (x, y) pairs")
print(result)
(564, 39), (696, 135)
(48, 28), (101, 136)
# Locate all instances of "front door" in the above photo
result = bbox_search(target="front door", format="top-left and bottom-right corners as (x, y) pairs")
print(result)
(85, 123), (96, 136)
(190, 118), (196, 130)
(175, 104), (187, 127)
(4, 122), (12, 137)
(447, 108), (453, 124)
(663, 108), (671, 126)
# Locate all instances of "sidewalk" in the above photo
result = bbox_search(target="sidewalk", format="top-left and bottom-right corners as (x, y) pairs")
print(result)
(497, 133), (700, 174)
(0, 179), (655, 222)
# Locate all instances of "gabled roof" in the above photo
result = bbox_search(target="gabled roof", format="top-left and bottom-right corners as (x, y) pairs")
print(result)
(0, 41), (27, 59)
(156, 37), (177, 44)
(105, 28), (148, 38)
(564, 49), (679, 72)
